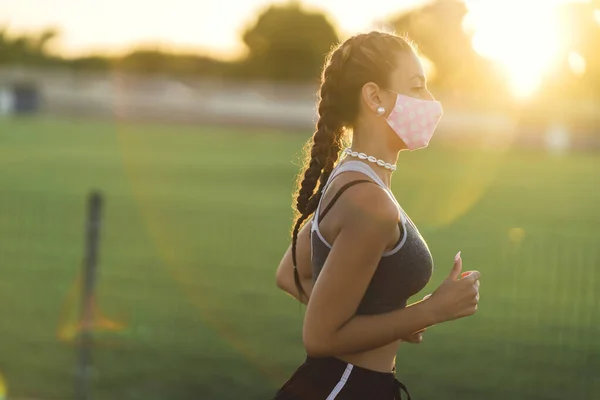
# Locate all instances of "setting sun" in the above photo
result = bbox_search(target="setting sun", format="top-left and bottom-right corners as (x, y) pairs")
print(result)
(464, 0), (568, 98)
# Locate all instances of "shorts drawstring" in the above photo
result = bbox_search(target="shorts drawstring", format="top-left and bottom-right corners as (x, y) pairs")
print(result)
(393, 378), (412, 400)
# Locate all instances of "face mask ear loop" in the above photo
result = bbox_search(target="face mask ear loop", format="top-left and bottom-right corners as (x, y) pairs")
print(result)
(380, 89), (399, 120)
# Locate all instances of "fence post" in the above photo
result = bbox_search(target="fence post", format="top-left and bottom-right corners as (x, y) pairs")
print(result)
(75, 191), (103, 400)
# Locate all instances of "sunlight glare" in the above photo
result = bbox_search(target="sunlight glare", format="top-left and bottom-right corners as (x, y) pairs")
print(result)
(466, 1), (566, 98)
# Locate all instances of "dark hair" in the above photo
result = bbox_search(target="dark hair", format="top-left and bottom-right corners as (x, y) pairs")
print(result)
(290, 31), (414, 302)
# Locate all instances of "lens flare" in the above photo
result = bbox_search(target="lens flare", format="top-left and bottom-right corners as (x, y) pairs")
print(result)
(400, 145), (511, 229)
(57, 273), (127, 343)
(508, 228), (526, 244)
(568, 51), (587, 75)
(0, 372), (6, 400)
(113, 119), (288, 384)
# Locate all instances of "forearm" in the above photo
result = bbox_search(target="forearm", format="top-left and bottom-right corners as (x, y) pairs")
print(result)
(277, 277), (313, 305)
(305, 299), (438, 356)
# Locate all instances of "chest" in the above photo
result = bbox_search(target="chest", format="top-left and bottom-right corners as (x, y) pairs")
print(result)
(311, 214), (434, 312)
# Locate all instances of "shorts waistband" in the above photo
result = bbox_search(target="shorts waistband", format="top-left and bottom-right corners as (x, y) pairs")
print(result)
(304, 355), (396, 378)
(302, 355), (411, 400)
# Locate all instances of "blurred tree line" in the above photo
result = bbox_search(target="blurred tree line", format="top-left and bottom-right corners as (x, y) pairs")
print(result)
(1, 0), (599, 100)
(0, 2), (337, 82)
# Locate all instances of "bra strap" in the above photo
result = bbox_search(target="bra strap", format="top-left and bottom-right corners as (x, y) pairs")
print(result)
(318, 180), (376, 223)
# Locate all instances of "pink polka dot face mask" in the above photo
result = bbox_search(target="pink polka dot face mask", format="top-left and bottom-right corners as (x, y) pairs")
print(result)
(384, 91), (443, 151)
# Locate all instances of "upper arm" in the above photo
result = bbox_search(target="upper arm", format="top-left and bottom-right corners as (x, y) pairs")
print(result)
(276, 217), (313, 290)
(302, 186), (399, 351)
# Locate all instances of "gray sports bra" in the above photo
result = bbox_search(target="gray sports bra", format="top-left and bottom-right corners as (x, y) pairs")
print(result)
(310, 160), (434, 315)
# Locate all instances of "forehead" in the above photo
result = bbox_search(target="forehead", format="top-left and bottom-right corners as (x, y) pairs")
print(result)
(388, 50), (426, 86)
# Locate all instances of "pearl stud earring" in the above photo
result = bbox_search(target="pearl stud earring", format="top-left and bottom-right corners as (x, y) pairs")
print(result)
(376, 106), (385, 115)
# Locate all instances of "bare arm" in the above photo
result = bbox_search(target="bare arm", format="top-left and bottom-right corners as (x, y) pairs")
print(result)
(275, 213), (428, 344)
(275, 218), (314, 304)
(302, 185), (480, 357)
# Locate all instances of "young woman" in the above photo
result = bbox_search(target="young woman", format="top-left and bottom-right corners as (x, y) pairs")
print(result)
(273, 31), (481, 400)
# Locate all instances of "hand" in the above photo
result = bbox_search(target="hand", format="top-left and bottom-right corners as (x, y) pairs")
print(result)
(402, 328), (426, 344)
(402, 292), (433, 343)
(426, 251), (480, 324)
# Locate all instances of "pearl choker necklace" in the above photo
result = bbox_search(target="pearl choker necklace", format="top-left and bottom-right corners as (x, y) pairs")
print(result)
(343, 148), (397, 171)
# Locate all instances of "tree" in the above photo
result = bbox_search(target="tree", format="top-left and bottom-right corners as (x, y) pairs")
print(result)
(69, 56), (111, 71)
(117, 48), (171, 74)
(32, 28), (59, 55)
(115, 47), (231, 77)
(0, 26), (62, 66)
(240, 2), (339, 81)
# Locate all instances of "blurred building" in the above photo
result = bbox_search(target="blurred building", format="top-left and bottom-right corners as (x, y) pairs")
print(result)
(1, 66), (598, 151)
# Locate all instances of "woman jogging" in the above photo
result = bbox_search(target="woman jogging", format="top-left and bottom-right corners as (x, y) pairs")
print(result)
(274, 31), (481, 400)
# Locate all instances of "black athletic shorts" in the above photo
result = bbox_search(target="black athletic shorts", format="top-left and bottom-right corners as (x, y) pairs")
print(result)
(273, 355), (411, 400)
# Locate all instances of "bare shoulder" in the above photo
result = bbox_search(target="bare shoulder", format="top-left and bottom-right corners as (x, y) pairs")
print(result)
(332, 174), (399, 236)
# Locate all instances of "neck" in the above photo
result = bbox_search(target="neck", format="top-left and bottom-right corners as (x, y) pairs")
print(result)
(346, 130), (399, 188)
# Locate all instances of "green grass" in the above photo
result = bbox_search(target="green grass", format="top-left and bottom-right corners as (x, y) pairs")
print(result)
(0, 116), (598, 400)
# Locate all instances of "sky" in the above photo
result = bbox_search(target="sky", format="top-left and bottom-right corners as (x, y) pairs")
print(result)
(1, 0), (427, 59)
(3, 0), (594, 97)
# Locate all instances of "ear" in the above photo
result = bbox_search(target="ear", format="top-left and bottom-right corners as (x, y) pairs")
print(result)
(361, 82), (396, 117)
(361, 82), (384, 115)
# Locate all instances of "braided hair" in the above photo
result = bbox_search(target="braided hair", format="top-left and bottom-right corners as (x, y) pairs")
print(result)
(290, 31), (414, 302)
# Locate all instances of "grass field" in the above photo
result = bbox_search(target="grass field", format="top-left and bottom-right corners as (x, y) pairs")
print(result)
(0, 116), (598, 400)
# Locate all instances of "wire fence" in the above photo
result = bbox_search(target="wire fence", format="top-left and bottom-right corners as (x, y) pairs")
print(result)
(0, 187), (598, 400)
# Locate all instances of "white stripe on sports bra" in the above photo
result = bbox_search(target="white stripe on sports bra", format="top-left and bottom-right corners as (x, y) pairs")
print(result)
(311, 159), (408, 256)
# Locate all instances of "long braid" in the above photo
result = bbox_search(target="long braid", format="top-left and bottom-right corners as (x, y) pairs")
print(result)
(290, 41), (350, 302)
